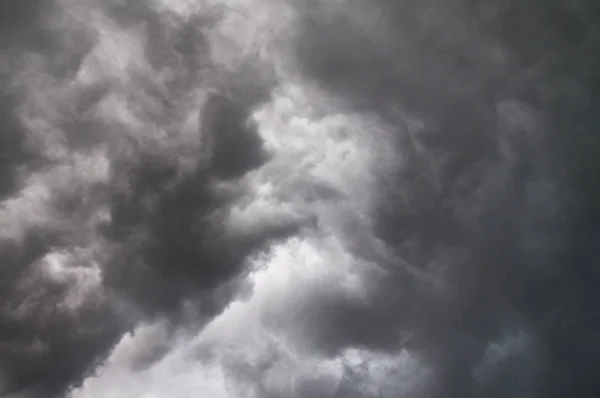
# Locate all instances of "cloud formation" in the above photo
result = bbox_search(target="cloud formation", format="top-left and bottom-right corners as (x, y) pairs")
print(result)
(0, 0), (599, 397)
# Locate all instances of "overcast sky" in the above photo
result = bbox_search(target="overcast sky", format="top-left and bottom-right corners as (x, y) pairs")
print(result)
(1, 1), (599, 397)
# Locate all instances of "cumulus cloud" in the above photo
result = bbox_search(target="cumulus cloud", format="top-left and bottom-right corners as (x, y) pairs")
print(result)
(1, 0), (599, 397)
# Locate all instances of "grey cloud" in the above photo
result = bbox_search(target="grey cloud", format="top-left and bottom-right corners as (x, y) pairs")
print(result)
(288, 1), (600, 397)
(0, 1), (297, 396)
(200, 92), (269, 180)
(2, 0), (600, 397)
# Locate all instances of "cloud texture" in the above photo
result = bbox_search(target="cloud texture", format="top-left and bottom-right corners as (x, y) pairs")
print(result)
(0, 0), (599, 397)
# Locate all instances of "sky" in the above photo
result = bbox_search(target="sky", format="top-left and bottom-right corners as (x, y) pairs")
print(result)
(1, 0), (599, 397)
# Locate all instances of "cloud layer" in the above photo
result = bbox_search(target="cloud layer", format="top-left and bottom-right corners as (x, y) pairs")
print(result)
(0, 1), (599, 397)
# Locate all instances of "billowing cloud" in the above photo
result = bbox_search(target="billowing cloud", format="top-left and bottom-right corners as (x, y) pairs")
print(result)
(1, 0), (599, 397)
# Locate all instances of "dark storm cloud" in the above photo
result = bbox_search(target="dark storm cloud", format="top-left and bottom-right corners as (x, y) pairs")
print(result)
(0, 0), (48, 47)
(0, 91), (33, 202)
(102, 100), (293, 319)
(0, 2), (295, 396)
(0, 0), (51, 201)
(0, 276), (123, 396)
(3, 0), (600, 396)
(201, 92), (269, 179)
(290, 1), (600, 397)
